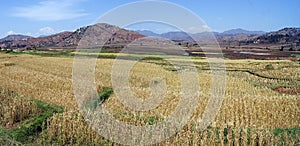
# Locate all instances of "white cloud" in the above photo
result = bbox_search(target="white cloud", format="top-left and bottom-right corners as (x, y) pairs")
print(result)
(12, 0), (88, 21)
(7, 31), (16, 35)
(39, 27), (55, 35)
(35, 27), (60, 37)
(201, 25), (210, 30)
(4, 27), (57, 38)
(4, 30), (30, 37)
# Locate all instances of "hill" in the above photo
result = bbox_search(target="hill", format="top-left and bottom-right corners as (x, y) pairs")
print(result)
(0, 34), (32, 43)
(253, 28), (300, 44)
(0, 23), (144, 49)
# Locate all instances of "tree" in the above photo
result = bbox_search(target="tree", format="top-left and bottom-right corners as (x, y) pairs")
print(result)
(280, 46), (284, 51)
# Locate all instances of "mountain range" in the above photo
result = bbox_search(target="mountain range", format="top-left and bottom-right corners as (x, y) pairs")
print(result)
(0, 23), (299, 50)
(137, 28), (265, 38)
(137, 28), (300, 45)
(136, 29), (269, 45)
(222, 29), (265, 35)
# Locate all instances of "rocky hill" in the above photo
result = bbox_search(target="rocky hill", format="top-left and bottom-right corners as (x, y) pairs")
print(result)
(0, 23), (144, 49)
(0, 34), (32, 43)
(253, 28), (300, 44)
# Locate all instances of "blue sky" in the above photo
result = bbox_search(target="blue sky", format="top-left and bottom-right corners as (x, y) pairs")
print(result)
(1, 0), (299, 38)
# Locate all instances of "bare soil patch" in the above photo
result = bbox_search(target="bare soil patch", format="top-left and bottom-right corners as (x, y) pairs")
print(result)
(273, 87), (300, 95)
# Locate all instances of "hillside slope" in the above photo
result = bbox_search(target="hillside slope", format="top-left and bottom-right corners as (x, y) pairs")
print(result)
(0, 23), (144, 49)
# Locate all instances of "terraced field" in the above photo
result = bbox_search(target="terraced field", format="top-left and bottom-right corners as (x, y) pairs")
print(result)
(0, 52), (299, 145)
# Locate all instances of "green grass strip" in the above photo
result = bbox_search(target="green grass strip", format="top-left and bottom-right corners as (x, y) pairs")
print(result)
(85, 87), (113, 111)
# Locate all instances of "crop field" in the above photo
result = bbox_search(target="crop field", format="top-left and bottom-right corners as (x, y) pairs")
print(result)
(0, 52), (299, 145)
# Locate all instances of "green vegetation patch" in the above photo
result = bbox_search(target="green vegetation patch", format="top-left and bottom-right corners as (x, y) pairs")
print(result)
(273, 127), (300, 138)
(85, 87), (114, 111)
(0, 87), (63, 144)
(8, 50), (74, 57)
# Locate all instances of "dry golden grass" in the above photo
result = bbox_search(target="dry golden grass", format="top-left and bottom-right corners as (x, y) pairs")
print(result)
(0, 53), (299, 145)
(0, 88), (39, 127)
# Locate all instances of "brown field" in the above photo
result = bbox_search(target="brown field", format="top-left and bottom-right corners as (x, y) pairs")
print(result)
(0, 52), (299, 145)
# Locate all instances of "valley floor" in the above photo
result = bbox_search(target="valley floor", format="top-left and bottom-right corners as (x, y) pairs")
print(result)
(0, 52), (299, 145)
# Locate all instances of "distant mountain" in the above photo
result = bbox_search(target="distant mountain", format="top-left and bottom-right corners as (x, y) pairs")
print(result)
(160, 31), (194, 41)
(136, 30), (160, 37)
(222, 28), (265, 35)
(0, 34), (32, 43)
(0, 23), (144, 49)
(135, 29), (265, 42)
(137, 30), (194, 41)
